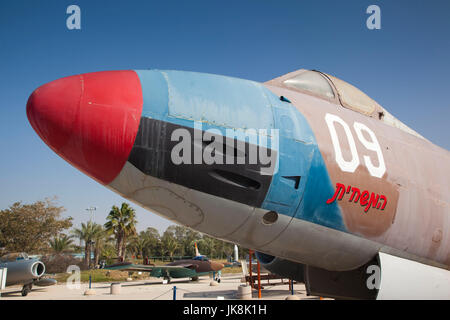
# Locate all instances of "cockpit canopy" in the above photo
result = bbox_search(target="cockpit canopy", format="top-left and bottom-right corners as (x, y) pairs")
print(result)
(272, 69), (424, 139)
(192, 255), (209, 261)
(283, 70), (335, 101)
(0, 252), (29, 262)
(282, 70), (382, 116)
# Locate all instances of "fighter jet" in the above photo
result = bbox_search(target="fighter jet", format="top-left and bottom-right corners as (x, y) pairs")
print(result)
(104, 243), (224, 283)
(0, 252), (57, 296)
(26, 69), (449, 299)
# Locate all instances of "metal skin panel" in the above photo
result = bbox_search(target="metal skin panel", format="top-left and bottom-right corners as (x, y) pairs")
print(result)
(128, 117), (274, 207)
(109, 162), (380, 270)
(107, 70), (372, 269)
(129, 69), (448, 271)
(376, 253), (450, 299)
(262, 89), (346, 230)
(162, 70), (274, 132)
(131, 70), (345, 229)
(108, 161), (252, 237)
(264, 77), (449, 270)
(134, 70), (278, 149)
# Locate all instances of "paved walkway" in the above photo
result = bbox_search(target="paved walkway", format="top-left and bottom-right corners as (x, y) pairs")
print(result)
(0, 274), (323, 300)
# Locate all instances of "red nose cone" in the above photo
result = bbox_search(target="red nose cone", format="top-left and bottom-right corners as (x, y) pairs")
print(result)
(27, 71), (143, 184)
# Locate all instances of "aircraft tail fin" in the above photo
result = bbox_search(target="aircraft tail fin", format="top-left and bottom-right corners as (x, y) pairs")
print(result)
(194, 242), (200, 257)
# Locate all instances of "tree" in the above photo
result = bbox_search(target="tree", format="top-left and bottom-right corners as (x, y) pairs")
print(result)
(140, 227), (161, 257)
(49, 234), (73, 254)
(0, 199), (72, 253)
(165, 225), (200, 257)
(221, 241), (235, 260)
(161, 231), (178, 259)
(91, 225), (106, 266)
(128, 234), (148, 259)
(197, 235), (222, 258)
(158, 225), (241, 259)
(104, 203), (137, 259)
(183, 228), (201, 256)
(72, 222), (103, 268)
(99, 243), (117, 265)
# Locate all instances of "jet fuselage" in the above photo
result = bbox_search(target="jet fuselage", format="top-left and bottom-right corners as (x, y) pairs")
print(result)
(26, 69), (450, 277)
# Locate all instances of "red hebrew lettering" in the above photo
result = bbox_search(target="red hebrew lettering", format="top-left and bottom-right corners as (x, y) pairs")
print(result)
(326, 183), (346, 204)
(327, 182), (388, 214)
(364, 193), (380, 213)
(337, 183), (346, 200)
(378, 195), (387, 210)
(359, 191), (370, 206)
(349, 187), (361, 202)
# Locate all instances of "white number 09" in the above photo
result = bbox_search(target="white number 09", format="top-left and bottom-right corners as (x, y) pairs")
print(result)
(325, 113), (386, 178)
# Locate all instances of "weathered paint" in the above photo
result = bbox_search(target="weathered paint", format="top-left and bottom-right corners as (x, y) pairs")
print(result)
(135, 70), (277, 148)
(26, 70), (143, 185)
(132, 70), (346, 231)
(27, 69), (450, 272)
(265, 70), (449, 268)
(261, 88), (346, 230)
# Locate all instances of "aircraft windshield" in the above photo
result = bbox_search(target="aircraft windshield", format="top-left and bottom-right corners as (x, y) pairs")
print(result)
(193, 256), (209, 261)
(282, 69), (423, 138)
(326, 74), (381, 116)
(283, 71), (335, 100)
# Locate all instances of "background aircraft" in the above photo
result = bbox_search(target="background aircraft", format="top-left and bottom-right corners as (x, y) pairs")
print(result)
(26, 68), (449, 299)
(0, 252), (57, 296)
(105, 243), (224, 283)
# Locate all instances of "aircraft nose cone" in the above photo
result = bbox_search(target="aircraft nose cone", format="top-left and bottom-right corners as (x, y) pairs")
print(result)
(26, 71), (143, 184)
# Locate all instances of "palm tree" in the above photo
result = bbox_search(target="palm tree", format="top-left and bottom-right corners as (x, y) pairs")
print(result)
(161, 232), (178, 260)
(49, 234), (73, 254)
(128, 235), (148, 259)
(100, 244), (117, 265)
(72, 222), (103, 268)
(141, 227), (161, 257)
(198, 236), (217, 258)
(104, 203), (137, 260)
(91, 226), (106, 267)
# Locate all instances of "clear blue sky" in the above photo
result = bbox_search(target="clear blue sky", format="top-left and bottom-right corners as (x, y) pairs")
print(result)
(0, 0), (449, 233)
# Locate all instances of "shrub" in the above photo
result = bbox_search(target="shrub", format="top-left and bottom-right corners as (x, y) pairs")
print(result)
(40, 254), (88, 274)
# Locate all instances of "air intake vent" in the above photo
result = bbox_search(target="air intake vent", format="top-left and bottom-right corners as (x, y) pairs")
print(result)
(202, 140), (247, 159)
(209, 169), (261, 190)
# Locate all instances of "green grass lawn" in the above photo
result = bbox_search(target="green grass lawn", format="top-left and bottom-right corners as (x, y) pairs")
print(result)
(127, 258), (243, 273)
(54, 269), (149, 283)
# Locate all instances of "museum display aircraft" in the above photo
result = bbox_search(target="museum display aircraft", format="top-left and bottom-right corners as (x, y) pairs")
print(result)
(0, 252), (57, 296)
(105, 243), (224, 283)
(26, 68), (449, 299)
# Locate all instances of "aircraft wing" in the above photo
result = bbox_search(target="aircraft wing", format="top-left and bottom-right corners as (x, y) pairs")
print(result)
(104, 262), (196, 273)
(223, 262), (240, 268)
